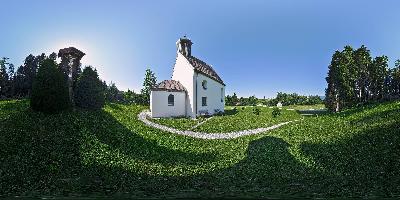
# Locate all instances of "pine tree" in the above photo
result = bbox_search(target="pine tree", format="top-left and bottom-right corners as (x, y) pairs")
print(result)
(7, 63), (15, 97)
(390, 60), (400, 98)
(0, 57), (10, 97)
(369, 56), (389, 100)
(353, 45), (372, 103)
(74, 66), (105, 109)
(14, 54), (37, 96)
(49, 52), (57, 61)
(140, 68), (157, 105)
(325, 51), (342, 112)
(339, 46), (355, 108)
(30, 58), (70, 113)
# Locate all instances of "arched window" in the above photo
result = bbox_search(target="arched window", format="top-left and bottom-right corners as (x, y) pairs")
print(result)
(202, 80), (207, 90)
(168, 94), (174, 106)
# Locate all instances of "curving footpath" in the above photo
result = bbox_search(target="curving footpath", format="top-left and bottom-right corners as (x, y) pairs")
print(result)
(138, 110), (295, 140)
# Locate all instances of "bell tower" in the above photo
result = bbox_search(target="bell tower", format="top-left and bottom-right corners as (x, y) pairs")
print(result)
(176, 35), (193, 57)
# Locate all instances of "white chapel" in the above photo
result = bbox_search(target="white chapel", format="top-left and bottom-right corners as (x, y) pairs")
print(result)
(150, 36), (225, 118)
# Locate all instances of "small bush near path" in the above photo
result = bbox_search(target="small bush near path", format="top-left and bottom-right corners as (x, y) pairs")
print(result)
(272, 107), (281, 117)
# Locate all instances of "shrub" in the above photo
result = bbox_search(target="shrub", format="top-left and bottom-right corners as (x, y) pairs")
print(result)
(30, 59), (70, 113)
(74, 66), (105, 110)
(272, 107), (281, 117)
(253, 107), (261, 115)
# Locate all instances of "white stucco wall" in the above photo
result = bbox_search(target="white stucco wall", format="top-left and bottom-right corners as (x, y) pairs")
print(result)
(150, 91), (186, 118)
(171, 52), (196, 118)
(196, 73), (225, 115)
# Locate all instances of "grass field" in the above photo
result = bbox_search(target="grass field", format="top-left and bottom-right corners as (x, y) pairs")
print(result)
(151, 106), (301, 132)
(283, 104), (326, 110)
(193, 107), (301, 133)
(1, 100), (399, 198)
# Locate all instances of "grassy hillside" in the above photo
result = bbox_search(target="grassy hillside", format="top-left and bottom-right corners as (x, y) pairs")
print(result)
(0, 100), (399, 198)
(152, 106), (301, 132)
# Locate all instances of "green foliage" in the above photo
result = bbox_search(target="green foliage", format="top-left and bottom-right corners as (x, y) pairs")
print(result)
(30, 58), (70, 113)
(247, 95), (257, 106)
(104, 82), (124, 102)
(271, 92), (323, 106)
(0, 57), (10, 97)
(122, 89), (136, 104)
(13, 53), (49, 97)
(103, 82), (148, 105)
(1, 100), (399, 198)
(225, 92), (238, 106)
(325, 45), (398, 112)
(388, 60), (400, 98)
(140, 68), (157, 105)
(74, 66), (105, 110)
(369, 56), (389, 100)
(226, 95), (259, 106)
(253, 107), (261, 115)
(272, 107), (281, 117)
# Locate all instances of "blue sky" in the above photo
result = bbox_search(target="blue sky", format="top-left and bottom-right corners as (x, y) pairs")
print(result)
(1, 0), (399, 98)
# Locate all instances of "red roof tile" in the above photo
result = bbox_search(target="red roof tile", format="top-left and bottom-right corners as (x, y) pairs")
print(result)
(186, 56), (225, 85)
(152, 80), (186, 92)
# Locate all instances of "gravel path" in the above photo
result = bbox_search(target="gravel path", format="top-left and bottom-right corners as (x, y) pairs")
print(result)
(188, 116), (213, 130)
(138, 110), (295, 140)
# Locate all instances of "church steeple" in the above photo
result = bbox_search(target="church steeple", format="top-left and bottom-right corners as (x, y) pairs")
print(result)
(176, 35), (193, 57)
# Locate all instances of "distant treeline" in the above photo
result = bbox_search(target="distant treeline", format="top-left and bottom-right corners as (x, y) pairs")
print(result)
(225, 92), (323, 106)
(325, 45), (400, 112)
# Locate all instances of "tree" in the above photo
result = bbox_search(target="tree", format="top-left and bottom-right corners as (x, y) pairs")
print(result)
(74, 66), (105, 109)
(123, 89), (136, 104)
(325, 50), (342, 112)
(140, 68), (157, 105)
(389, 60), (400, 98)
(49, 52), (57, 61)
(325, 45), (395, 112)
(247, 95), (257, 106)
(104, 81), (124, 102)
(369, 56), (389, 100)
(6, 63), (15, 97)
(225, 92), (239, 106)
(14, 54), (39, 97)
(231, 93), (238, 105)
(353, 45), (372, 103)
(30, 58), (70, 113)
(339, 46), (356, 108)
(0, 57), (10, 97)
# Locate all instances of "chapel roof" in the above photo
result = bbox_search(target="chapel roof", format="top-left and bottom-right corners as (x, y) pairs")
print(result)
(186, 56), (225, 86)
(151, 80), (186, 92)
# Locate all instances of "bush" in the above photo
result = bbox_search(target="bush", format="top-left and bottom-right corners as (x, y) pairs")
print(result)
(253, 107), (261, 115)
(272, 107), (281, 118)
(75, 66), (105, 110)
(30, 59), (70, 113)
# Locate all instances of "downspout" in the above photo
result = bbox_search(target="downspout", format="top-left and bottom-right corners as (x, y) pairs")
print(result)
(195, 72), (198, 117)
